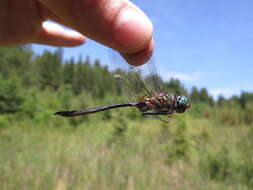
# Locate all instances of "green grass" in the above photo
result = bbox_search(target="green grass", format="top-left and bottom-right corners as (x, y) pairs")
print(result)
(0, 115), (253, 190)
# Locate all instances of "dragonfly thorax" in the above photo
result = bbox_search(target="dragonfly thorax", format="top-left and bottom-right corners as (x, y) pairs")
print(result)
(136, 92), (191, 115)
(137, 92), (177, 114)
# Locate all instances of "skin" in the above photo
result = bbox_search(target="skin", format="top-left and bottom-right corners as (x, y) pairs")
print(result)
(0, 0), (154, 65)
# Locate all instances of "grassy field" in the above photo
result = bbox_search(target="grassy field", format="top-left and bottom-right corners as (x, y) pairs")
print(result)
(1, 114), (253, 190)
(1, 46), (253, 189)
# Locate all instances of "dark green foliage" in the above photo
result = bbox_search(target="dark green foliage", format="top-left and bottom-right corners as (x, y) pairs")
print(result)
(1, 46), (253, 189)
(102, 110), (112, 121)
(236, 128), (253, 187)
(165, 78), (188, 95)
(190, 86), (199, 102)
(107, 117), (128, 146)
(244, 105), (253, 125)
(0, 76), (24, 114)
(200, 146), (234, 181)
(0, 46), (252, 126)
(217, 95), (226, 106)
(162, 117), (193, 165)
(126, 107), (140, 120)
(63, 58), (75, 84)
(72, 58), (86, 95)
(190, 86), (214, 106)
(37, 49), (62, 90)
(0, 46), (33, 77)
(199, 144), (253, 188)
(240, 92), (253, 109)
(113, 117), (127, 138)
(200, 88), (214, 105)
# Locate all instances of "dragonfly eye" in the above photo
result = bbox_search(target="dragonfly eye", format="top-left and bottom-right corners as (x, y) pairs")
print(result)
(176, 96), (190, 113)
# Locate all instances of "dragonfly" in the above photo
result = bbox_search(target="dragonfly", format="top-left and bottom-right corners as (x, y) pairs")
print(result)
(55, 50), (190, 123)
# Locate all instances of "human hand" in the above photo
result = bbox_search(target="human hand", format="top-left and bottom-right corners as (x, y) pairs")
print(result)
(0, 0), (153, 65)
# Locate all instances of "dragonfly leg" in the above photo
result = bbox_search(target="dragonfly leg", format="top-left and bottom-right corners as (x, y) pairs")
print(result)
(142, 111), (173, 115)
(142, 112), (169, 123)
(142, 113), (169, 123)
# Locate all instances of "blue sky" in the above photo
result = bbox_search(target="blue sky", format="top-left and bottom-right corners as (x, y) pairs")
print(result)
(33, 0), (253, 98)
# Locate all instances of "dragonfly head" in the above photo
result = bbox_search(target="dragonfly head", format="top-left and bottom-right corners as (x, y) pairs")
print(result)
(176, 95), (191, 113)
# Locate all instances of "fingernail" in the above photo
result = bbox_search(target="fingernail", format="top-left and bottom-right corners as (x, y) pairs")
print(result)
(121, 38), (154, 66)
(114, 8), (153, 52)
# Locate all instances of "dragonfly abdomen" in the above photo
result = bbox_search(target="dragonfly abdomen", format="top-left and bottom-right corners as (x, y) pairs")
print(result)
(55, 102), (139, 117)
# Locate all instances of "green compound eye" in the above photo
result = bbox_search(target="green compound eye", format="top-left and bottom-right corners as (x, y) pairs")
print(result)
(176, 96), (191, 113)
(178, 96), (190, 106)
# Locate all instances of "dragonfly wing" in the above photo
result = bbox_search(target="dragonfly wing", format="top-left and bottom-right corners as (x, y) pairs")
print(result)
(109, 50), (165, 101)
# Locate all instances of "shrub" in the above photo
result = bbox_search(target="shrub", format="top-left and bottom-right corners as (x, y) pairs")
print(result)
(215, 107), (243, 126)
(244, 102), (253, 125)
(162, 117), (193, 165)
(199, 146), (235, 181)
(0, 77), (24, 114)
(0, 115), (9, 130)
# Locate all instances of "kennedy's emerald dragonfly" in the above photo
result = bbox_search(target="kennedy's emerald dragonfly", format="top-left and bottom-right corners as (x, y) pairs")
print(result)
(55, 51), (190, 123)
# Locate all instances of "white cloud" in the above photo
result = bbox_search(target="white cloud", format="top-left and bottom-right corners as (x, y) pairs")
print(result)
(161, 71), (201, 82)
(210, 85), (253, 99)
(209, 88), (239, 99)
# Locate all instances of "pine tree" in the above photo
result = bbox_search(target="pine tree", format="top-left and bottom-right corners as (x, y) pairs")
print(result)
(63, 58), (75, 84)
(37, 49), (62, 90)
(190, 86), (199, 102)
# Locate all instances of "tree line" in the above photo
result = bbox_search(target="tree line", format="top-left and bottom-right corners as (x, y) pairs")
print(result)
(0, 46), (252, 125)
